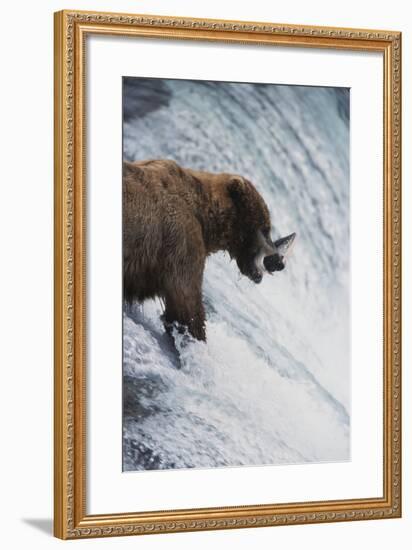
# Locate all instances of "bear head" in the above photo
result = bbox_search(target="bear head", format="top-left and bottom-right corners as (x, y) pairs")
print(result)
(227, 176), (285, 284)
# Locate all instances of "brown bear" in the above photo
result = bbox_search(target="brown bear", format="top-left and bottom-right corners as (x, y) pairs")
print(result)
(123, 159), (287, 341)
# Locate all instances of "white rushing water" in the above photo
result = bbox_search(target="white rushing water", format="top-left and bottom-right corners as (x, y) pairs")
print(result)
(122, 78), (350, 471)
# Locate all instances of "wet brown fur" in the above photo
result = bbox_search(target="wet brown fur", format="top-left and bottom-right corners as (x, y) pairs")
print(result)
(123, 159), (272, 341)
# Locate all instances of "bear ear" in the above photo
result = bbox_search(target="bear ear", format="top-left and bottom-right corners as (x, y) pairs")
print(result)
(227, 176), (247, 203)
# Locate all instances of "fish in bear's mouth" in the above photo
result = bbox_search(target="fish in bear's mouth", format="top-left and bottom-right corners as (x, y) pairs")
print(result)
(250, 232), (296, 284)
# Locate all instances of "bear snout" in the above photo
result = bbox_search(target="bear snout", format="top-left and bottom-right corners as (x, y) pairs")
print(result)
(251, 270), (263, 284)
(238, 258), (265, 284)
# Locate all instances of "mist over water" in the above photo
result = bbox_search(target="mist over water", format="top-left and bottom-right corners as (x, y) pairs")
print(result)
(122, 78), (350, 471)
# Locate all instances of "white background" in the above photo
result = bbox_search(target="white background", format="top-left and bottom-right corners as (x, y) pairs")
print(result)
(87, 35), (383, 513)
(0, 0), (410, 548)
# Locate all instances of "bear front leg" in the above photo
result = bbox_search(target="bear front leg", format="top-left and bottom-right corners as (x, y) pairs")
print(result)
(163, 286), (206, 342)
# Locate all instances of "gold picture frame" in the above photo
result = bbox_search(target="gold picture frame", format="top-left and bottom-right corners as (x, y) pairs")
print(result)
(54, 9), (402, 540)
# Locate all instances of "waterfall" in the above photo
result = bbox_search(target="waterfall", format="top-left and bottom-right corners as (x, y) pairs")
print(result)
(122, 77), (350, 471)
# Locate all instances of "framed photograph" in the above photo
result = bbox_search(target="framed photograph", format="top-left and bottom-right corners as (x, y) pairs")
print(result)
(54, 9), (402, 539)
